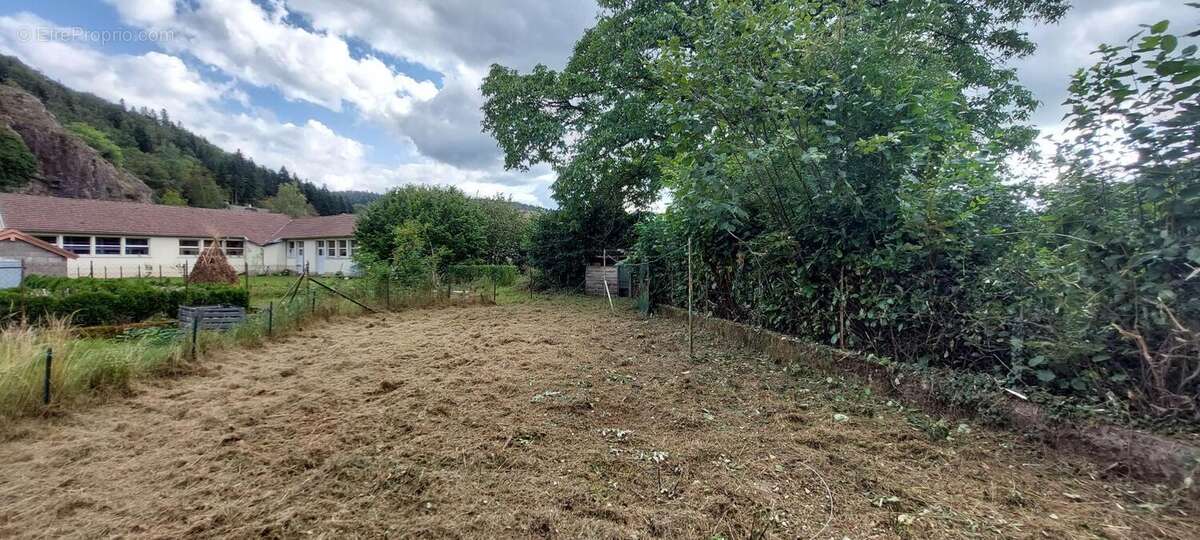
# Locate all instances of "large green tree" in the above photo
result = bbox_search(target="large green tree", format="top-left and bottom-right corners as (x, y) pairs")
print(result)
(482, 0), (1066, 212)
(353, 185), (487, 269)
(262, 182), (317, 217)
(482, 0), (1066, 288)
(476, 196), (532, 265)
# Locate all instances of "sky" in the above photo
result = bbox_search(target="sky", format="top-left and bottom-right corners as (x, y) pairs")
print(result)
(0, 1), (1195, 208)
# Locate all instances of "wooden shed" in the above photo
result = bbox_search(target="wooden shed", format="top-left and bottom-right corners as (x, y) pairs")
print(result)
(584, 250), (631, 297)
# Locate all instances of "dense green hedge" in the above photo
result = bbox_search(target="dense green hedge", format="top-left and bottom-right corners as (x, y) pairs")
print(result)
(444, 265), (519, 286)
(3, 276), (248, 326)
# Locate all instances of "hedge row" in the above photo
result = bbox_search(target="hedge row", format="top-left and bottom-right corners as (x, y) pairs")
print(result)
(4, 277), (248, 326)
(444, 265), (519, 286)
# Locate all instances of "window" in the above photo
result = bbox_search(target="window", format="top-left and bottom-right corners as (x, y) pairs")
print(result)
(349, 240), (356, 257)
(94, 237), (121, 255)
(337, 240), (348, 258)
(34, 235), (57, 245)
(224, 239), (244, 257)
(317, 240), (325, 257)
(62, 236), (91, 255)
(124, 238), (149, 256)
(287, 241), (296, 257)
(179, 239), (200, 256)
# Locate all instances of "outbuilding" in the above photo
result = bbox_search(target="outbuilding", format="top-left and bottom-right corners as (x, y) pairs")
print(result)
(0, 228), (77, 285)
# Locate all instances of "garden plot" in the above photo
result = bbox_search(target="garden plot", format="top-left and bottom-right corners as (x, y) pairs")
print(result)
(0, 298), (1196, 539)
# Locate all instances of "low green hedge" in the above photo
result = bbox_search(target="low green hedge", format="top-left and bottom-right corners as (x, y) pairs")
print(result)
(3, 277), (248, 326)
(444, 265), (519, 286)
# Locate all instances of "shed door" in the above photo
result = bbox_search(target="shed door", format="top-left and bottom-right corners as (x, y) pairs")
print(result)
(0, 258), (22, 290)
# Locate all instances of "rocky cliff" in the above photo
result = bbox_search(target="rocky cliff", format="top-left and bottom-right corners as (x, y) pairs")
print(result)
(0, 84), (152, 202)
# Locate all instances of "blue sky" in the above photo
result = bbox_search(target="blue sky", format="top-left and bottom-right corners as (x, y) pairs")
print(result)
(0, 1), (1195, 206)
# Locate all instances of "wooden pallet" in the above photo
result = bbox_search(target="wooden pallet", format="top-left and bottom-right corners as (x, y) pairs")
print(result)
(178, 305), (246, 331)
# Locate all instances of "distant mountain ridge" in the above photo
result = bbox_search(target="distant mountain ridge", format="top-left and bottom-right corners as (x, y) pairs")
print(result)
(0, 55), (377, 215)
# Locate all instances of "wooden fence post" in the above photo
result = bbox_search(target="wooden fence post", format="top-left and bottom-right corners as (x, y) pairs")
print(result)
(267, 301), (273, 336)
(687, 236), (694, 359)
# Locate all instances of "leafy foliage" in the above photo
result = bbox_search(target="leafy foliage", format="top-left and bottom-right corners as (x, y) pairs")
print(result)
(262, 182), (317, 217)
(389, 220), (436, 288)
(0, 123), (36, 190)
(159, 188), (187, 206)
(444, 265), (520, 287)
(66, 121), (124, 166)
(6, 276), (248, 326)
(526, 205), (640, 289)
(354, 185), (487, 270)
(477, 195), (532, 265)
(628, 3), (1200, 420)
(1036, 16), (1200, 416)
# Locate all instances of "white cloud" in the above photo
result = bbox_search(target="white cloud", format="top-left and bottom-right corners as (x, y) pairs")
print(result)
(0, 13), (223, 114)
(94, 0), (591, 204)
(286, 0), (598, 73)
(280, 0), (599, 174)
(106, 0), (438, 119)
(1, 9), (555, 204)
(1012, 0), (1199, 127)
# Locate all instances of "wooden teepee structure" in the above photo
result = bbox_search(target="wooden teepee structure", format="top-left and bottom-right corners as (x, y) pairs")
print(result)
(189, 237), (238, 284)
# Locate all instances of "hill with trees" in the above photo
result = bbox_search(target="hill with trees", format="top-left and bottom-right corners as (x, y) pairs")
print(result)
(0, 54), (376, 214)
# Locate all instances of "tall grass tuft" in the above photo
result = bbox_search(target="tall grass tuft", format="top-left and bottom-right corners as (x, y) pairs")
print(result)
(2, 276), (500, 419)
(1, 316), (183, 419)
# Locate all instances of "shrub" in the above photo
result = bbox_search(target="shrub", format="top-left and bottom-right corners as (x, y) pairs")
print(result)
(4, 278), (248, 326)
(444, 265), (519, 287)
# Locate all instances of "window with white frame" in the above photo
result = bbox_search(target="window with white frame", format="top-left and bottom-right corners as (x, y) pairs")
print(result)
(62, 236), (91, 255)
(350, 239), (356, 257)
(124, 238), (150, 255)
(179, 239), (200, 256)
(194, 239), (245, 257)
(224, 239), (245, 257)
(287, 241), (296, 257)
(316, 240), (325, 257)
(337, 239), (348, 257)
(94, 237), (121, 255)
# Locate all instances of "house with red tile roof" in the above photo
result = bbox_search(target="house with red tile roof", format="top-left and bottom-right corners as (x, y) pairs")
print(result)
(0, 194), (360, 277)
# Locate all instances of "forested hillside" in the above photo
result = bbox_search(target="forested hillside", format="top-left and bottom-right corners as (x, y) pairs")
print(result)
(0, 55), (376, 214)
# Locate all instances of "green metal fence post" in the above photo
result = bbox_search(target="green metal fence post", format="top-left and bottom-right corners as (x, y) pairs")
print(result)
(43, 348), (52, 405)
(191, 311), (200, 359)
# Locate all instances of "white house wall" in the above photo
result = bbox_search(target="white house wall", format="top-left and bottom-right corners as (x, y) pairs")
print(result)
(28, 233), (355, 278)
(285, 238), (359, 276)
(54, 236), (283, 278)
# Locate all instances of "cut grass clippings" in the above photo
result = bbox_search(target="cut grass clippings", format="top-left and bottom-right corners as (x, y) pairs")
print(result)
(1, 297), (1197, 538)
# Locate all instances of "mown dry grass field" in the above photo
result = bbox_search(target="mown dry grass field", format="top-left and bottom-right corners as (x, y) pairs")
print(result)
(1, 297), (1196, 539)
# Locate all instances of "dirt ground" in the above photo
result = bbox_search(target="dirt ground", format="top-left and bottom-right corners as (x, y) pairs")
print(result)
(1, 297), (1197, 539)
